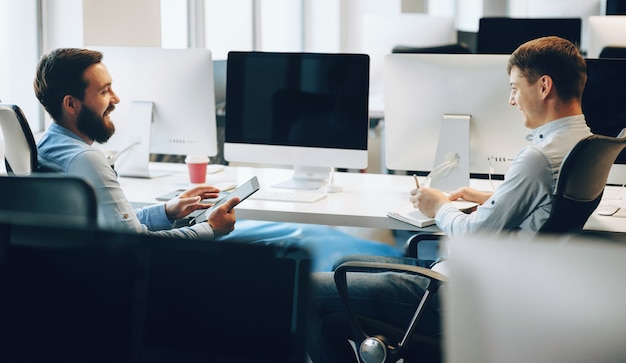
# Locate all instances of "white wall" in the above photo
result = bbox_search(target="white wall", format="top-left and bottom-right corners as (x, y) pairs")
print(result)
(83, 0), (161, 47)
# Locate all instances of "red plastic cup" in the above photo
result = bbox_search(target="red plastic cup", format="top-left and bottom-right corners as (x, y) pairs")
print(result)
(185, 155), (210, 184)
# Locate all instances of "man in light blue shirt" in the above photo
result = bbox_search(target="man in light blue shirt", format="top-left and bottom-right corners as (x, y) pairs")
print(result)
(35, 48), (264, 240)
(307, 37), (593, 362)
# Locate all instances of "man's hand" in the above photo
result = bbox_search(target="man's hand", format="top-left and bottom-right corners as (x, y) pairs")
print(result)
(164, 185), (221, 220)
(206, 197), (239, 237)
(409, 187), (450, 218)
(446, 187), (492, 205)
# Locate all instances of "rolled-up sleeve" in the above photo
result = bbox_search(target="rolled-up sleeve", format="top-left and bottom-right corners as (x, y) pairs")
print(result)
(435, 146), (553, 236)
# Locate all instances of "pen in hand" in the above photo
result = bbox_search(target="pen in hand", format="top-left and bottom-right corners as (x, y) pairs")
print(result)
(413, 174), (420, 188)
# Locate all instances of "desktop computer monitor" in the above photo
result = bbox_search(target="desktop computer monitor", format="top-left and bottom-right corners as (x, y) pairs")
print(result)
(224, 51), (370, 190)
(90, 46), (218, 178)
(588, 15), (626, 58)
(384, 53), (528, 190)
(606, 0), (626, 15)
(476, 17), (582, 54)
(582, 57), (626, 185)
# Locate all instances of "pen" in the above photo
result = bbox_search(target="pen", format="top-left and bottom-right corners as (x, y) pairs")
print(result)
(413, 174), (420, 188)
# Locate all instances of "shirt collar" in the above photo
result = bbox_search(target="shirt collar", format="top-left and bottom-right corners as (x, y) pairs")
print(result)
(49, 122), (87, 144)
(528, 115), (586, 145)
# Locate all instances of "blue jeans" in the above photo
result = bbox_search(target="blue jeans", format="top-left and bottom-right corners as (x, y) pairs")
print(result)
(217, 220), (403, 272)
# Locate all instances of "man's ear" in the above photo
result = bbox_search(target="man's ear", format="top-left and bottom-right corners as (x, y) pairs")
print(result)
(62, 95), (80, 115)
(539, 75), (554, 100)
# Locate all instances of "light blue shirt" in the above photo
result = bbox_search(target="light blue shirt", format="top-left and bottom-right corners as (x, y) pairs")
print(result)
(435, 115), (593, 237)
(37, 123), (215, 239)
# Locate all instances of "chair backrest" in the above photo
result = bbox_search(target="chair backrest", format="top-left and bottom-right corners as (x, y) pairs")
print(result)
(540, 134), (626, 233)
(392, 42), (472, 54)
(0, 174), (98, 228)
(599, 46), (626, 58)
(0, 104), (37, 175)
(1, 222), (312, 362)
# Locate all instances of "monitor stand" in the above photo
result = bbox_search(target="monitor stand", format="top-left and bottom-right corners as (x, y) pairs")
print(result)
(114, 101), (171, 179)
(429, 114), (470, 191)
(272, 165), (330, 190)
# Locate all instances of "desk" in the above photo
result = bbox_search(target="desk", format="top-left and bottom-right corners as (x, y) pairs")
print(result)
(118, 163), (626, 233)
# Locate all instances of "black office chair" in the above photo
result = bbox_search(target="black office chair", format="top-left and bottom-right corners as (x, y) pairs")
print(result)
(333, 134), (626, 363)
(391, 43), (471, 54)
(0, 104), (37, 175)
(599, 46), (626, 59)
(0, 174), (98, 230)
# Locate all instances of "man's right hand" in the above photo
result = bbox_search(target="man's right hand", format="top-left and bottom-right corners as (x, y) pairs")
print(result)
(206, 197), (240, 237)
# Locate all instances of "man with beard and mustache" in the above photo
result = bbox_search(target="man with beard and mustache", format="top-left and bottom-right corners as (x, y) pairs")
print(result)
(34, 47), (240, 239)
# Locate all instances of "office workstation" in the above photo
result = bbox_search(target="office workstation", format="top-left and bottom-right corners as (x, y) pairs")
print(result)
(3, 1), (626, 362)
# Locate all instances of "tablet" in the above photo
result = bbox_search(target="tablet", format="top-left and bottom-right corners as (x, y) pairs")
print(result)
(191, 176), (260, 224)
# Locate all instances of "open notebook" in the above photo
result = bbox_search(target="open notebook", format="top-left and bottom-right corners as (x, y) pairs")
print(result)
(388, 199), (478, 228)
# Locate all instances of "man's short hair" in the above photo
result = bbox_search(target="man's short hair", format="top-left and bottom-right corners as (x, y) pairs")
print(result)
(34, 48), (103, 121)
(507, 36), (587, 101)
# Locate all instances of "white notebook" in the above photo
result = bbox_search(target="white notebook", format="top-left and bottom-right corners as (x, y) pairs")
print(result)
(387, 200), (479, 228)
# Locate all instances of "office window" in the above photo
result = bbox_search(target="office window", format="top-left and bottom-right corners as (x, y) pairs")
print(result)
(161, 0), (188, 48)
(0, 0), (42, 132)
(204, 0), (254, 59)
(203, 0), (304, 60)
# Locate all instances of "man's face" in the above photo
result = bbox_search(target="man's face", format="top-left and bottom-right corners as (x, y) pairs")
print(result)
(509, 66), (544, 129)
(76, 63), (119, 143)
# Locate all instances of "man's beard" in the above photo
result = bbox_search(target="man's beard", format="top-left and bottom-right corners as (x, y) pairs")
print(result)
(76, 104), (116, 143)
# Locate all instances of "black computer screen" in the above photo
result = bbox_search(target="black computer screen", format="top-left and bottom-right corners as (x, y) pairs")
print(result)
(476, 17), (582, 54)
(606, 0), (626, 15)
(583, 58), (626, 164)
(225, 51), (370, 150)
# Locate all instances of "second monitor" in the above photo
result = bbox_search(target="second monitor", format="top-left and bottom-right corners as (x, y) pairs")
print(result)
(384, 53), (528, 189)
(224, 51), (370, 190)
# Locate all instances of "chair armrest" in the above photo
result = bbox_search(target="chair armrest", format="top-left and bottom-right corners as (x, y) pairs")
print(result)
(334, 261), (446, 284)
(333, 261), (445, 362)
(404, 232), (444, 259)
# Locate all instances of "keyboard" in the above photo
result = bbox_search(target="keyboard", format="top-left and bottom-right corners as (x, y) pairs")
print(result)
(249, 190), (327, 203)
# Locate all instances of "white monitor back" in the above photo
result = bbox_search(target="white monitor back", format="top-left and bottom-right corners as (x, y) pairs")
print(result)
(588, 15), (626, 58)
(384, 53), (529, 177)
(445, 234), (626, 363)
(90, 46), (217, 158)
(361, 14), (456, 116)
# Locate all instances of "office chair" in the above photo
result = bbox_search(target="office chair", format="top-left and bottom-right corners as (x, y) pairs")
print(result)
(599, 46), (626, 59)
(391, 43), (471, 54)
(333, 134), (626, 363)
(0, 104), (37, 175)
(0, 174), (98, 230)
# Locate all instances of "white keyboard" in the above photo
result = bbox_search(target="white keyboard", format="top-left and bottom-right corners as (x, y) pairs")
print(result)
(249, 190), (327, 203)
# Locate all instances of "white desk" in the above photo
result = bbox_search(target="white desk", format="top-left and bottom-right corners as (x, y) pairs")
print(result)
(118, 163), (626, 233)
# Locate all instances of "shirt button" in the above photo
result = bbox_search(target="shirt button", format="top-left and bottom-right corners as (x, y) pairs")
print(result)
(123, 214), (129, 219)
(539, 134), (544, 139)
(491, 200), (495, 205)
